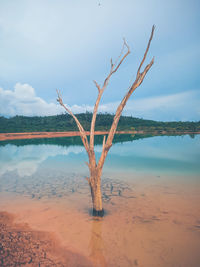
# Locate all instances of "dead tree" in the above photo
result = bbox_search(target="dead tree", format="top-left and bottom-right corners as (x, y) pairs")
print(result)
(57, 26), (155, 216)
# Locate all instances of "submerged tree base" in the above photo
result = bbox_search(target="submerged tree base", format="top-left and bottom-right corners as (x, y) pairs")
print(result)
(92, 209), (104, 217)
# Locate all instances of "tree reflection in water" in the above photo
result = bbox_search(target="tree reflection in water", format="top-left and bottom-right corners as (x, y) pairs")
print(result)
(89, 218), (107, 267)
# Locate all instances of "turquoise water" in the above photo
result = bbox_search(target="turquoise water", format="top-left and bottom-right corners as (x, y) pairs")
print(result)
(0, 134), (200, 267)
(0, 134), (199, 199)
(104, 134), (200, 176)
(0, 135), (199, 179)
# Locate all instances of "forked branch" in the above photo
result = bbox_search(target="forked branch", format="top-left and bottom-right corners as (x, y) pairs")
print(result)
(137, 25), (155, 79)
(98, 25), (155, 169)
(89, 38), (130, 152)
(93, 80), (101, 93)
(103, 39), (130, 88)
(111, 38), (130, 76)
(56, 25), (155, 173)
(56, 89), (89, 153)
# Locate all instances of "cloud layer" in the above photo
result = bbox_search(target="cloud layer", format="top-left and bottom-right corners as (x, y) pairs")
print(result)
(0, 0), (199, 109)
(0, 83), (62, 116)
(0, 83), (199, 121)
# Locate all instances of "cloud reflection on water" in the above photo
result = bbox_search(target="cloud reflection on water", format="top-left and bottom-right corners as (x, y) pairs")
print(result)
(0, 135), (199, 178)
(0, 144), (85, 177)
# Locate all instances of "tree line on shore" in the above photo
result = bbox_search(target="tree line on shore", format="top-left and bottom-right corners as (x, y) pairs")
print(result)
(0, 113), (199, 133)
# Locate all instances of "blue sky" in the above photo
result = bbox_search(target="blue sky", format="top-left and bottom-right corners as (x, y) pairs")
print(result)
(0, 0), (199, 121)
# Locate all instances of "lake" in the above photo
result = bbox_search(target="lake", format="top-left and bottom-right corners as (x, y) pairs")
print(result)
(0, 134), (200, 266)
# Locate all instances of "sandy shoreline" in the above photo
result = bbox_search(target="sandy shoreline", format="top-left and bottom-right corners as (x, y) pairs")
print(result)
(0, 131), (199, 141)
(0, 177), (200, 267)
(0, 211), (93, 267)
(0, 131), (135, 141)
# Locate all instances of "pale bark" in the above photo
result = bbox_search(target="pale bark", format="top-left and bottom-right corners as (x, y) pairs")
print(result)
(57, 26), (155, 216)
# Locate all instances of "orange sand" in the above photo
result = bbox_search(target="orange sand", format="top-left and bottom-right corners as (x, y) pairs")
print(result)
(0, 176), (200, 267)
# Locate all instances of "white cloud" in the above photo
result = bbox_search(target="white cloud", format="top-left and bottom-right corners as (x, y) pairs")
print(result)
(0, 83), (199, 121)
(70, 90), (200, 121)
(0, 83), (63, 116)
(124, 90), (200, 121)
(72, 90), (200, 121)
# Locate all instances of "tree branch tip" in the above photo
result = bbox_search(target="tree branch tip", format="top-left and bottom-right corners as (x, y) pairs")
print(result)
(122, 37), (127, 45)
(149, 57), (155, 66)
(110, 58), (113, 67)
(56, 88), (63, 99)
(122, 38), (130, 52)
(56, 89), (59, 97)
(93, 80), (101, 92)
(150, 25), (155, 39)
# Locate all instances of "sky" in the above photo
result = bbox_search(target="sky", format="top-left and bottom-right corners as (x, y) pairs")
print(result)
(0, 0), (199, 121)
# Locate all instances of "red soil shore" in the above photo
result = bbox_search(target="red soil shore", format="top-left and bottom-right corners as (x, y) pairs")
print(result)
(0, 211), (94, 266)
(0, 131), (199, 141)
(0, 131), (135, 141)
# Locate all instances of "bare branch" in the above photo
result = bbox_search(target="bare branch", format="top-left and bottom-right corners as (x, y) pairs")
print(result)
(113, 38), (129, 66)
(103, 39), (130, 88)
(98, 26), (155, 170)
(111, 39), (130, 75)
(142, 57), (154, 76)
(56, 89), (90, 153)
(102, 135), (106, 152)
(89, 39), (131, 152)
(123, 38), (130, 50)
(56, 89), (63, 105)
(93, 80), (101, 93)
(89, 89), (103, 155)
(137, 25), (155, 78)
(110, 58), (113, 70)
(137, 57), (154, 86)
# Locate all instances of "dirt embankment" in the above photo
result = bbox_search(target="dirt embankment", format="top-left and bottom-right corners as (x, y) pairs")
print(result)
(0, 131), (199, 141)
(0, 211), (93, 267)
(0, 131), (135, 141)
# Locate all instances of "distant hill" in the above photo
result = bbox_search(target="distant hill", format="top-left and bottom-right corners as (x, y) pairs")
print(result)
(0, 113), (199, 133)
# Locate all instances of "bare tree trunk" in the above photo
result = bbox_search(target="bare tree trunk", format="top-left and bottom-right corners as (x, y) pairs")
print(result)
(57, 26), (155, 216)
(88, 160), (104, 216)
(90, 176), (103, 216)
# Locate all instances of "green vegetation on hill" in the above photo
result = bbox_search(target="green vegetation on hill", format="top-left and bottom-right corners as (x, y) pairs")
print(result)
(0, 113), (199, 133)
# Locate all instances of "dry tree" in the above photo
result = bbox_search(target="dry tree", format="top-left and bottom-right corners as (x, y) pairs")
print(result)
(57, 25), (155, 216)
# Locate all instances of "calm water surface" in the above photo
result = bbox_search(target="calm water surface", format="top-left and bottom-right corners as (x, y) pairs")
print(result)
(0, 134), (200, 266)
